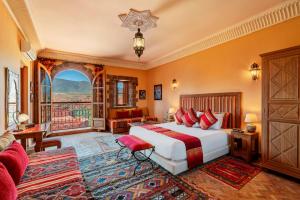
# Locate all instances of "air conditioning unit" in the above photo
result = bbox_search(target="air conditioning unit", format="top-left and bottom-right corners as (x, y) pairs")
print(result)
(21, 40), (37, 61)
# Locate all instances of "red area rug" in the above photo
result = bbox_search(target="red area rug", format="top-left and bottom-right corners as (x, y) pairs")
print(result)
(202, 156), (261, 190)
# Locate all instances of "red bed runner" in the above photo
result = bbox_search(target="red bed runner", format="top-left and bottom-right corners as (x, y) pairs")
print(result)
(141, 124), (203, 169)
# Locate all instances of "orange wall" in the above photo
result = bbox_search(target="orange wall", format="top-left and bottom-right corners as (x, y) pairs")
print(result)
(0, 1), (31, 134)
(147, 16), (300, 137)
(106, 66), (147, 108)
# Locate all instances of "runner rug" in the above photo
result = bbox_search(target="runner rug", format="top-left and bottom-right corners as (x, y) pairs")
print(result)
(201, 156), (261, 190)
(79, 150), (214, 200)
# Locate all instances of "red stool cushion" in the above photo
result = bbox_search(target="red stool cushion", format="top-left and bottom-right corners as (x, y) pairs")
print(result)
(118, 135), (153, 152)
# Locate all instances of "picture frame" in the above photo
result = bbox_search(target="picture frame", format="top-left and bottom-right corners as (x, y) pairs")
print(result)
(139, 90), (146, 100)
(154, 84), (162, 100)
(5, 68), (20, 129)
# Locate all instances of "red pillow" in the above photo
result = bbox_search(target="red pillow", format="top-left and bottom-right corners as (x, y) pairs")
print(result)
(0, 141), (29, 185)
(221, 112), (231, 129)
(181, 108), (198, 127)
(116, 110), (130, 119)
(132, 109), (143, 118)
(0, 163), (17, 200)
(174, 108), (185, 124)
(199, 109), (218, 130)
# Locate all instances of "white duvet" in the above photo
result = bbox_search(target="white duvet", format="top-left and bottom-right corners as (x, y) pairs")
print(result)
(129, 122), (230, 161)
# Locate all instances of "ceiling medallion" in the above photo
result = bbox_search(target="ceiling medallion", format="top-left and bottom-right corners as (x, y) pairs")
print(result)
(119, 9), (158, 58)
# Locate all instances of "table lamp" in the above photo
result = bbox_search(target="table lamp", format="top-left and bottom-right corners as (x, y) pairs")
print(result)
(18, 113), (29, 131)
(244, 113), (258, 132)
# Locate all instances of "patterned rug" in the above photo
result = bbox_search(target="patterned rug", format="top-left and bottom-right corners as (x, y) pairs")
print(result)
(79, 150), (213, 200)
(201, 156), (261, 189)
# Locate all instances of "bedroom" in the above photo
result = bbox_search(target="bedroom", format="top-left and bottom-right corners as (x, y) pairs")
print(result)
(0, 0), (300, 199)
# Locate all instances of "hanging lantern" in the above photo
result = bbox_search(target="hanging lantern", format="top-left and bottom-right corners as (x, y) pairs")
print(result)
(133, 28), (145, 58)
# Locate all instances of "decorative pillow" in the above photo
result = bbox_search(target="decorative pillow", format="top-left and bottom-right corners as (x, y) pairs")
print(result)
(0, 141), (29, 185)
(174, 108), (185, 124)
(210, 113), (225, 130)
(132, 109), (143, 118)
(199, 109), (218, 130)
(0, 132), (16, 151)
(221, 112), (231, 129)
(181, 108), (198, 127)
(0, 163), (17, 200)
(116, 110), (130, 119)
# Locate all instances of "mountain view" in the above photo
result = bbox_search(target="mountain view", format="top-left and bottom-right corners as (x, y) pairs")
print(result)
(53, 78), (92, 102)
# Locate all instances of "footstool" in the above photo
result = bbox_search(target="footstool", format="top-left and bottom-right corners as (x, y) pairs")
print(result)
(115, 135), (155, 175)
(41, 137), (62, 151)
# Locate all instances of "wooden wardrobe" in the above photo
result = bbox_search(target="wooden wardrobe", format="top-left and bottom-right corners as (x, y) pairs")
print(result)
(261, 45), (300, 179)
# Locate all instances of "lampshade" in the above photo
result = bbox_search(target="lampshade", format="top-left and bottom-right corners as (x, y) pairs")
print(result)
(244, 113), (258, 123)
(168, 107), (175, 114)
(18, 113), (29, 123)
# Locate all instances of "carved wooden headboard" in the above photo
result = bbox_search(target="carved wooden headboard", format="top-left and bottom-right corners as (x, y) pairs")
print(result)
(180, 92), (242, 128)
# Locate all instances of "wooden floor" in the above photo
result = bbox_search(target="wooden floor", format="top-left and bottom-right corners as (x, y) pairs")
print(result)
(52, 132), (300, 200)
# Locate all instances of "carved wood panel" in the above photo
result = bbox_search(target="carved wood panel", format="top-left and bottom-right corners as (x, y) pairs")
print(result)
(269, 56), (298, 100)
(269, 104), (298, 120)
(269, 122), (298, 168)
(262, 46), (300, 178)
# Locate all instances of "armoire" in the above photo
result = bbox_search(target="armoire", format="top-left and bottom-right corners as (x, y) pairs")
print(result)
(261, 45), (300, 179)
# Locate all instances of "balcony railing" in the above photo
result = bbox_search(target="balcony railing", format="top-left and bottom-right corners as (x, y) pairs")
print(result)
(51, 102), (92, 131)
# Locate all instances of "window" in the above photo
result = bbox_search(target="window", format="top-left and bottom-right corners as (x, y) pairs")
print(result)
(116, 80), (129, 106)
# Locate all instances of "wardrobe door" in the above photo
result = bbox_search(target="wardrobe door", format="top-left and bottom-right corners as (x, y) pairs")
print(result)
(262, 46), (300, 179)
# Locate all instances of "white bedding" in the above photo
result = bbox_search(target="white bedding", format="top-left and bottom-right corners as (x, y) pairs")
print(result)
(129, 122), (230, 161)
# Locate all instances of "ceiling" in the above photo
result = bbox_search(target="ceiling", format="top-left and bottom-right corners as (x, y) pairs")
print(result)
(24, 0), (287, 67)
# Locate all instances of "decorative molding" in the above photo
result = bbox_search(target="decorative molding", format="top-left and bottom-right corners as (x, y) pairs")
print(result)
(38, 49), (146, 69)
(146, 0), (300, 69)
(3, 0), (41, 52)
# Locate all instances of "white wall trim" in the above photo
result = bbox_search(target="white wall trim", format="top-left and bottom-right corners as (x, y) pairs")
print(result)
(146, 0), (300, 69)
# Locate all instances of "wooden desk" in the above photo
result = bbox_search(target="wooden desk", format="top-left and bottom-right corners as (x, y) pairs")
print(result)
(11, 123), (50, 152)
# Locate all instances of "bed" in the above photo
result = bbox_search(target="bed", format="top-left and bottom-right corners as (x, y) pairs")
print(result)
(129, 92), (242, 175)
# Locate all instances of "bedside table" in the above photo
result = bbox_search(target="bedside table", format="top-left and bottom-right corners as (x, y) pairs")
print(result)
(230, 131), (258, 162)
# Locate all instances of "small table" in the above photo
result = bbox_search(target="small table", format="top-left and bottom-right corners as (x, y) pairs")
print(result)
(230, 130), (258, 162)
(11, 123), (50, 152)
(128, 121), (159, 127)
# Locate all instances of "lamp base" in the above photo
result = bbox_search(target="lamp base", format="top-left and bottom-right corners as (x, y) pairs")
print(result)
(246, 124), (256, 133)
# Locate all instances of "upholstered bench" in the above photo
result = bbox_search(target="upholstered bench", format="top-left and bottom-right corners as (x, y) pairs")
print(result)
(115, 135), (155, 175)
(41, 137), (62, 151)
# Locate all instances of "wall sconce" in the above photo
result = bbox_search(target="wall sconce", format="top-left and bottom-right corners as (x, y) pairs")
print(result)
(172, 79), (178, 90)
(250, 63), (260, 80)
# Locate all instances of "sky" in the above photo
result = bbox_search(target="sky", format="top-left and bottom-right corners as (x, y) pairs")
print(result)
(55, 70), (89, 82)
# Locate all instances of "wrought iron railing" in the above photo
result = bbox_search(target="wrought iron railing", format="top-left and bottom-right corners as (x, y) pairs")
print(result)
(51, 102), (92, 131)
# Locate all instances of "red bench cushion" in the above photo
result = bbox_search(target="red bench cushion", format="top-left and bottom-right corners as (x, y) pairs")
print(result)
(0, 141), (29, 185)
(0, 163), (17, 200)
(118, 135), (153, 152)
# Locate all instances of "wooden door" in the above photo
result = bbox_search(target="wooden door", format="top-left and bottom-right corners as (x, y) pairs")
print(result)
(92, 71), (105, 130)
(262, 46), (300, 178)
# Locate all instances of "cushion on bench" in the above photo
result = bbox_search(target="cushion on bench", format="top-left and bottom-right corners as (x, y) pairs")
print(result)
(117, 135), (153, 152)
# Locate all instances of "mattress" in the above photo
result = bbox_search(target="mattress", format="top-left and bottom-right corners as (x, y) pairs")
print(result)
(129, 122), (230, 161)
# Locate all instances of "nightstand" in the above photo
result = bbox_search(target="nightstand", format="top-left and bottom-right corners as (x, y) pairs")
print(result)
(230, 130), (258, 162)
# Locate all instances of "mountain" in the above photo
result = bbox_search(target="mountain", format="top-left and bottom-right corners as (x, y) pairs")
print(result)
(52, 78), (91, 94)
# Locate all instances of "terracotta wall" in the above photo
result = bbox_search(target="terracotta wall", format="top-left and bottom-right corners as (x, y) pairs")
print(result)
(106, 66), (147, 108)
(0, 1), (30, 134)
(146, 16), (300, 136)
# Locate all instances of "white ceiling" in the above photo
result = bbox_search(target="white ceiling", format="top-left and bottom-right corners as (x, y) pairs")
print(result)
(25, 0), (286, 66)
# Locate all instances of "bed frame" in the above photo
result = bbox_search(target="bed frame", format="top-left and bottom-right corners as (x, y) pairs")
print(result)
(180, 92), (242, 128)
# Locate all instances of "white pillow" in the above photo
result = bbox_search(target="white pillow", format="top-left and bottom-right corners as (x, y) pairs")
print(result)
(196, 111), (203, 118)
(209, 113), (224, 130)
